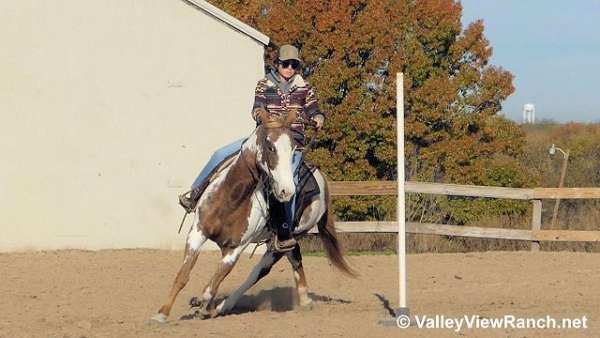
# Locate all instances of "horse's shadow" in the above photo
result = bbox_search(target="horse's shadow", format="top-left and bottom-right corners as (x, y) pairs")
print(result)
(181, 287), (351, 319)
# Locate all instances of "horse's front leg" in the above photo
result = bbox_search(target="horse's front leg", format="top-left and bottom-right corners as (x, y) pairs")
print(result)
(195, 244), (247, 318)
(215, 248), (284, 315)
(151, 226), (207, 323)
(287, 244), (312, 307)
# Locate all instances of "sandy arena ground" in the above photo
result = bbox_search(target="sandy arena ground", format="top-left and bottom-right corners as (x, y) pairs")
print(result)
(0, 249), (598, 338)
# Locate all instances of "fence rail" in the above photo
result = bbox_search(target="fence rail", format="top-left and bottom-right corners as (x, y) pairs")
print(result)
(328, 181), (600, 199)
(324, 181), (600, 248)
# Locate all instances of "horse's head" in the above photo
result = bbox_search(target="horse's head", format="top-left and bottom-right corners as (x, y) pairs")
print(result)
(249, 110), (297, 202)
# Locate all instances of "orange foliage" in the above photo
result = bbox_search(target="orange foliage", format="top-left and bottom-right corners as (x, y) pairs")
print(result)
(209, 0), (533, 221)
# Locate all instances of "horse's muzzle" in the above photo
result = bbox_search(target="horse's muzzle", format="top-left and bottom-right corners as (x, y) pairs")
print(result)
(273, 184), (294, 202)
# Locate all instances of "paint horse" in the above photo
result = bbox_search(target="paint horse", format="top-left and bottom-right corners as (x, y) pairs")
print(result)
(152, 111), (355, 322)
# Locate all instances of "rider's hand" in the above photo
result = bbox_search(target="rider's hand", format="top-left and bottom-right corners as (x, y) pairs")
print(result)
(254, 108), (269, 124)
(312, 115), (324, 129)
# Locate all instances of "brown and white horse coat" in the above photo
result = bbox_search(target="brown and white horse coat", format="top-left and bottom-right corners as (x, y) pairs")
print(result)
(152, 114), (354, 322)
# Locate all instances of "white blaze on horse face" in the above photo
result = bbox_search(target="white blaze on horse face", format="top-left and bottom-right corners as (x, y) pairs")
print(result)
(270, 133), (295, 202)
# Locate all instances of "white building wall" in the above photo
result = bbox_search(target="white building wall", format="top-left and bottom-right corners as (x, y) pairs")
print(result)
(0, 0), (266, 251)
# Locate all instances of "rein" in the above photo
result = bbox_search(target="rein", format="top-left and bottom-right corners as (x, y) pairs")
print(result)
(303, 119), (320, 153)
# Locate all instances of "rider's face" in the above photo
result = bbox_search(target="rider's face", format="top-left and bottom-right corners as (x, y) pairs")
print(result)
(276, 60), (298, 80)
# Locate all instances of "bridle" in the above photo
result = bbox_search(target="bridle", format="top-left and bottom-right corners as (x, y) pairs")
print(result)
(243, 116), (318, 206)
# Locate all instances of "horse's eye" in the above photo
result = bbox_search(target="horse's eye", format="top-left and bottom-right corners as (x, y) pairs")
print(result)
(267, 143), (276, 152)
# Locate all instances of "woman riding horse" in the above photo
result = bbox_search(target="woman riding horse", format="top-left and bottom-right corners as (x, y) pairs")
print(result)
(179, 44), (325, 252)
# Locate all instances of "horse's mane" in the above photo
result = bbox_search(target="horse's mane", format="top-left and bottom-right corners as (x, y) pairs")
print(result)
(256, 109), (297, 129)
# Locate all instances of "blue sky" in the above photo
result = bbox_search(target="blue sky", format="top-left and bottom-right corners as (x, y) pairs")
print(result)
(460, 1), (600, 122)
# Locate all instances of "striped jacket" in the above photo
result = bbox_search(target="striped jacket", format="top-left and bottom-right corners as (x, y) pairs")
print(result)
(251, 70), (324, 148)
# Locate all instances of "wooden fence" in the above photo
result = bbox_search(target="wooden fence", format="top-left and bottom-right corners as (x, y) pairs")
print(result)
(311, 181), (600, 251)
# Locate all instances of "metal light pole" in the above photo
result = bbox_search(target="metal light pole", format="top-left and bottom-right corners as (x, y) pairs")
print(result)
(549, 144), (570, 228)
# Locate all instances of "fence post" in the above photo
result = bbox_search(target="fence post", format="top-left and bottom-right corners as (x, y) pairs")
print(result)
(531, 200), (542, 251)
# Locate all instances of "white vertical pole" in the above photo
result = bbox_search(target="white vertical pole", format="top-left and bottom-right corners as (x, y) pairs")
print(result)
(397, 73), (407, 311)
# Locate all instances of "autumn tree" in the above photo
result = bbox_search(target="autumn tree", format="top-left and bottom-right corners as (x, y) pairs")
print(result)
(209, 0), (537, 223)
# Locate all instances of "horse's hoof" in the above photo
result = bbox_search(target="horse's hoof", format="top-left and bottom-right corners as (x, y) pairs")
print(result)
(198, 307), (212, 319)
(189, 296), (203, 308)
(150, 313), (167, 324)
(197, 307), (220, 319)
(215, 299), (228, 315)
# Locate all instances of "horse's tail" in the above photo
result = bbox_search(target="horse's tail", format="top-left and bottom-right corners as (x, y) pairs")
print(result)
(317, 180), (357, 278)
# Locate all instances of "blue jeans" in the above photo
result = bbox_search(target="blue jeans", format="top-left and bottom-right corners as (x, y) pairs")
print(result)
(191, 138), (246, 190)
(191, 139), (303, 228)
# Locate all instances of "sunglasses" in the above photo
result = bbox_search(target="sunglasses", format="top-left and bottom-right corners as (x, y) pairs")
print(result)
(279, 60), (300, 70)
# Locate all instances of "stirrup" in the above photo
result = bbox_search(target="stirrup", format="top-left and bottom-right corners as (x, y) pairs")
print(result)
(272, 234), (297, 253)
(178, 191), (196, 214)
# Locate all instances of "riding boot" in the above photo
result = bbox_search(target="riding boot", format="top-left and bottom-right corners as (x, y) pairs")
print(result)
(273, 198), (297, 252)
(178, 180), (209, 213)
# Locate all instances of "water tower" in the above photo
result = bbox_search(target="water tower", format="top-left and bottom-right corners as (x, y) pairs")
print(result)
(523, 103), (535, 124)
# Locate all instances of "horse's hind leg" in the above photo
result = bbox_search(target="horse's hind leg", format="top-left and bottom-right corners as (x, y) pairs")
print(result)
(287, 244), (312, 307)
(152, 228), (207, 323)
(195, 244), (247, 318)
(216, 249), (283, 315)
